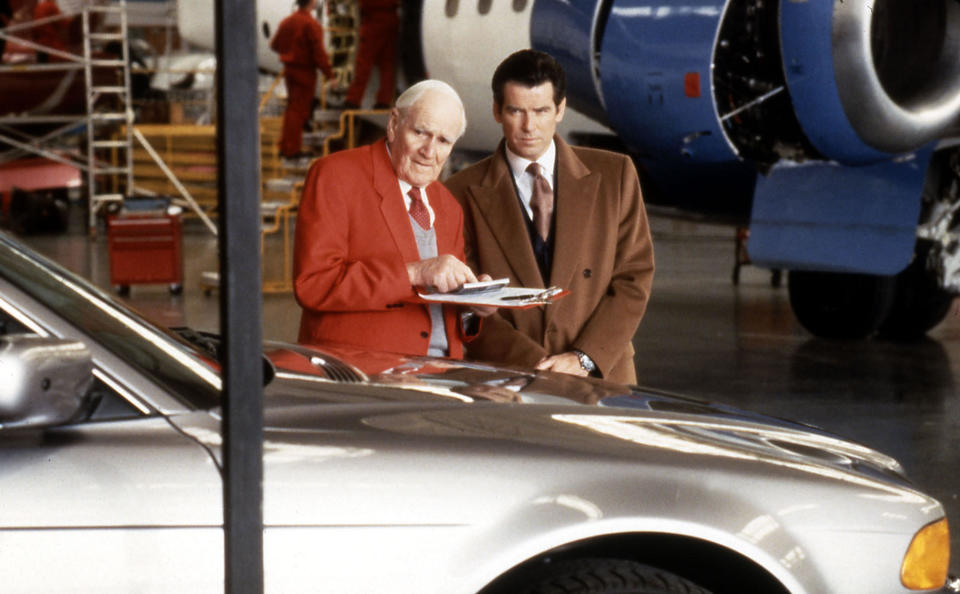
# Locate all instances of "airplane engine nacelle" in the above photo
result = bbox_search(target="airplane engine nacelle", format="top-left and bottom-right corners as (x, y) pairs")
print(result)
(785, 0), (960, 161)
(533, 0), (960, 168)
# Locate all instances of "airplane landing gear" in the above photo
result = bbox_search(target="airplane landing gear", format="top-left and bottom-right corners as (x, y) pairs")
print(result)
(878, 244), (953, 340)
(790, 148), (960, 341)
(789, 243), (954, 341)
(788, 270), (896, 339)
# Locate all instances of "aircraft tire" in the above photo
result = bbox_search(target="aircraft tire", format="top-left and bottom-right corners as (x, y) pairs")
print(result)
(788, 270), (896, 339)
(877, 245), (953, 341)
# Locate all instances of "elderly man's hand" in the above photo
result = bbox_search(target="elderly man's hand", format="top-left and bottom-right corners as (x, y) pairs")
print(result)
(407, 255), (478, 293)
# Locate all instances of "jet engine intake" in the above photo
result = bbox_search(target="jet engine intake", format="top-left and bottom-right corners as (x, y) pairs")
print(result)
(782, 0), (960, 163)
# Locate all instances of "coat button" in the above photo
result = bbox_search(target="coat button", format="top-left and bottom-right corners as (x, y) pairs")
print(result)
(420, 331), (429, 338)
(583, 268), (592, 278)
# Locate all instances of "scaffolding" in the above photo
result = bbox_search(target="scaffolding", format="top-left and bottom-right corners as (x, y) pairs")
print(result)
(1, 0), (374, 291)
(0, 0), (214, 236)
(0, 1), (130, 232)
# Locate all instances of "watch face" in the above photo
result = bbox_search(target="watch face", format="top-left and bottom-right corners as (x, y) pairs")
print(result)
(577, 351), (593, 371)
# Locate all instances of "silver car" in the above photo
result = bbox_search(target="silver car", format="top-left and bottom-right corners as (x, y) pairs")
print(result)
(0, 230), (952, 594)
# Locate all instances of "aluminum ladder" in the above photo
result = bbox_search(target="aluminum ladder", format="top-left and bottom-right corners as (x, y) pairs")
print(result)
(82, 0), (134, 233)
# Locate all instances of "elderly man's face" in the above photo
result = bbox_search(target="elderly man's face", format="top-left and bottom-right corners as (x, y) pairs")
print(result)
(387, 90), (462, 187)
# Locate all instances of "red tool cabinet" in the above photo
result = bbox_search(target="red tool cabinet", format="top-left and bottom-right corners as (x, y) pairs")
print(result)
(107, 212), (183, 295)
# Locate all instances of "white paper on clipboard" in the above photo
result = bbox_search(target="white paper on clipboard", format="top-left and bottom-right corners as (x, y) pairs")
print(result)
(417, 285), (568, 308)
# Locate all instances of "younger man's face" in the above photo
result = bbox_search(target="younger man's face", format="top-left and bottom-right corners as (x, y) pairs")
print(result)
(494, 81), (566, 161)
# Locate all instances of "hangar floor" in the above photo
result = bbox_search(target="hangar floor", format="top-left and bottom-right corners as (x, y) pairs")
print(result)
(21, 206), (960, 578)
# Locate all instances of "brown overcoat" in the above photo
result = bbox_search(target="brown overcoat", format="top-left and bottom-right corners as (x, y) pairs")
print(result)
(445, 136), (654, 384)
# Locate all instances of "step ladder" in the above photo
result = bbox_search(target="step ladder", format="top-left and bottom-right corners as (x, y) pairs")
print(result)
(82, 0), (134, 233)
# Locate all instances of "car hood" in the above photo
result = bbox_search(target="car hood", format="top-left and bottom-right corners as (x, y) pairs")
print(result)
(255, 342), (912, 489)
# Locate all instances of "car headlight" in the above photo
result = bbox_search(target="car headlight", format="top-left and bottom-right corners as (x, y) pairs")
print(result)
(901, 518), (950, 590)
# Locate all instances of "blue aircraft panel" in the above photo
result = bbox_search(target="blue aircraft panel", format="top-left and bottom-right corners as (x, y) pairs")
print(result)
(779, 0), (891, 164)
(587, 0), (756, 207)
(530, 0), (607, 123)
(748, 147), (934, 274)
(598, 0), (733, 163)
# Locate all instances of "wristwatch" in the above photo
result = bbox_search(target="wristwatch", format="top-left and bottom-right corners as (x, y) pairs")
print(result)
(575, 350), (596, 373)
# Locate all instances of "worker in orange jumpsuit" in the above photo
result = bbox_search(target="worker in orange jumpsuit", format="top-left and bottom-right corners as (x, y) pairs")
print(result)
(343, 0), (399, 109)
(270, 0), (334, 158)
(1, 0), (12, 62)
(33, 0), (68, 63)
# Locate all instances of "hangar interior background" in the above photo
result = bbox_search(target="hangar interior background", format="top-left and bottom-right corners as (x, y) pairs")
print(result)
(1, 0), (959, 583)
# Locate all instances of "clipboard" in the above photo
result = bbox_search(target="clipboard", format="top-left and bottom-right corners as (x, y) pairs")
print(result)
(416, 283), (568, 309)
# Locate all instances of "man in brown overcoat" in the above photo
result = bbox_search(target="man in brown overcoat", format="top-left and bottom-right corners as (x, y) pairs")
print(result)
(445, 49), (654, 384)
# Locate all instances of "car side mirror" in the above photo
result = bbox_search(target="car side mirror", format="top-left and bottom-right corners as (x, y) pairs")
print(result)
(0, 334), (97, 430)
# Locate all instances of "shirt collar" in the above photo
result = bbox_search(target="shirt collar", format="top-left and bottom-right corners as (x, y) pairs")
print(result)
(504, 139), (557, 182)
(397, 179), (435, 227)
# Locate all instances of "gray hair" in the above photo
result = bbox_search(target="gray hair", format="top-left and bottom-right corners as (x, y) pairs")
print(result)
(394, 80), (467, 140)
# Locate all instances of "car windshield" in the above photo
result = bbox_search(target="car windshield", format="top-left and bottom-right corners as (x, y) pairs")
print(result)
(0, 233), (221, 409)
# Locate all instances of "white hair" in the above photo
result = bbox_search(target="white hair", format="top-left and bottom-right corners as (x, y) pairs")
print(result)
(394, 80), (467, 139)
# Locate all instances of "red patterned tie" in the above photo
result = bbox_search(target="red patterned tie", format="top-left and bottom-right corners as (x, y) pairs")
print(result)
(408, 187), (431, 230)
(527, 162), (553, 240)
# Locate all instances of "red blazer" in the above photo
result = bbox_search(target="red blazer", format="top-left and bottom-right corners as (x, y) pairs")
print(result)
(294, 139), (472, 358)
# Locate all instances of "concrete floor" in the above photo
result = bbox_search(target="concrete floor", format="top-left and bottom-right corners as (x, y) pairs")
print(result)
(21, 205), (960, 577)
(635, 218), (960, 578)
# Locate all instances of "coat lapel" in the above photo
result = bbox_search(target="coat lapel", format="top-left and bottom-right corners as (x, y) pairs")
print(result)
(469, 143), (546, 289)
(372, 140), (420, 264)
(550, 137), (599, 293)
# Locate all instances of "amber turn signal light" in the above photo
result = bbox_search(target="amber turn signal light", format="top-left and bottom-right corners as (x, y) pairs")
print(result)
(901, 518), (950, 590)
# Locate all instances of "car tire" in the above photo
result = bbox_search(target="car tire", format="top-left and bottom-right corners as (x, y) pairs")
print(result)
(517, 558), (714, 594)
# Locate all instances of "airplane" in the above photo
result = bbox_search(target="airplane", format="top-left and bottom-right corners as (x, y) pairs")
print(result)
(178, 0), (960, 341)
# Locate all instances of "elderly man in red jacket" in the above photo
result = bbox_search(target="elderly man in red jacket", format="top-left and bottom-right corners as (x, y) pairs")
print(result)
(293, 80), (493, 358)
(270, 0), (334, 158)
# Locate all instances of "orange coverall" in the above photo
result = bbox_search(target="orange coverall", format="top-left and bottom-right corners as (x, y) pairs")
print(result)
(344, 0), (399, 107)
(33, 0), (67, 62)
(270, 9), (334, 158)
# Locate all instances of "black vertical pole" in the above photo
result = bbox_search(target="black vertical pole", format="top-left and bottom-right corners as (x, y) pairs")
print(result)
(214, 0), (264, 592)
